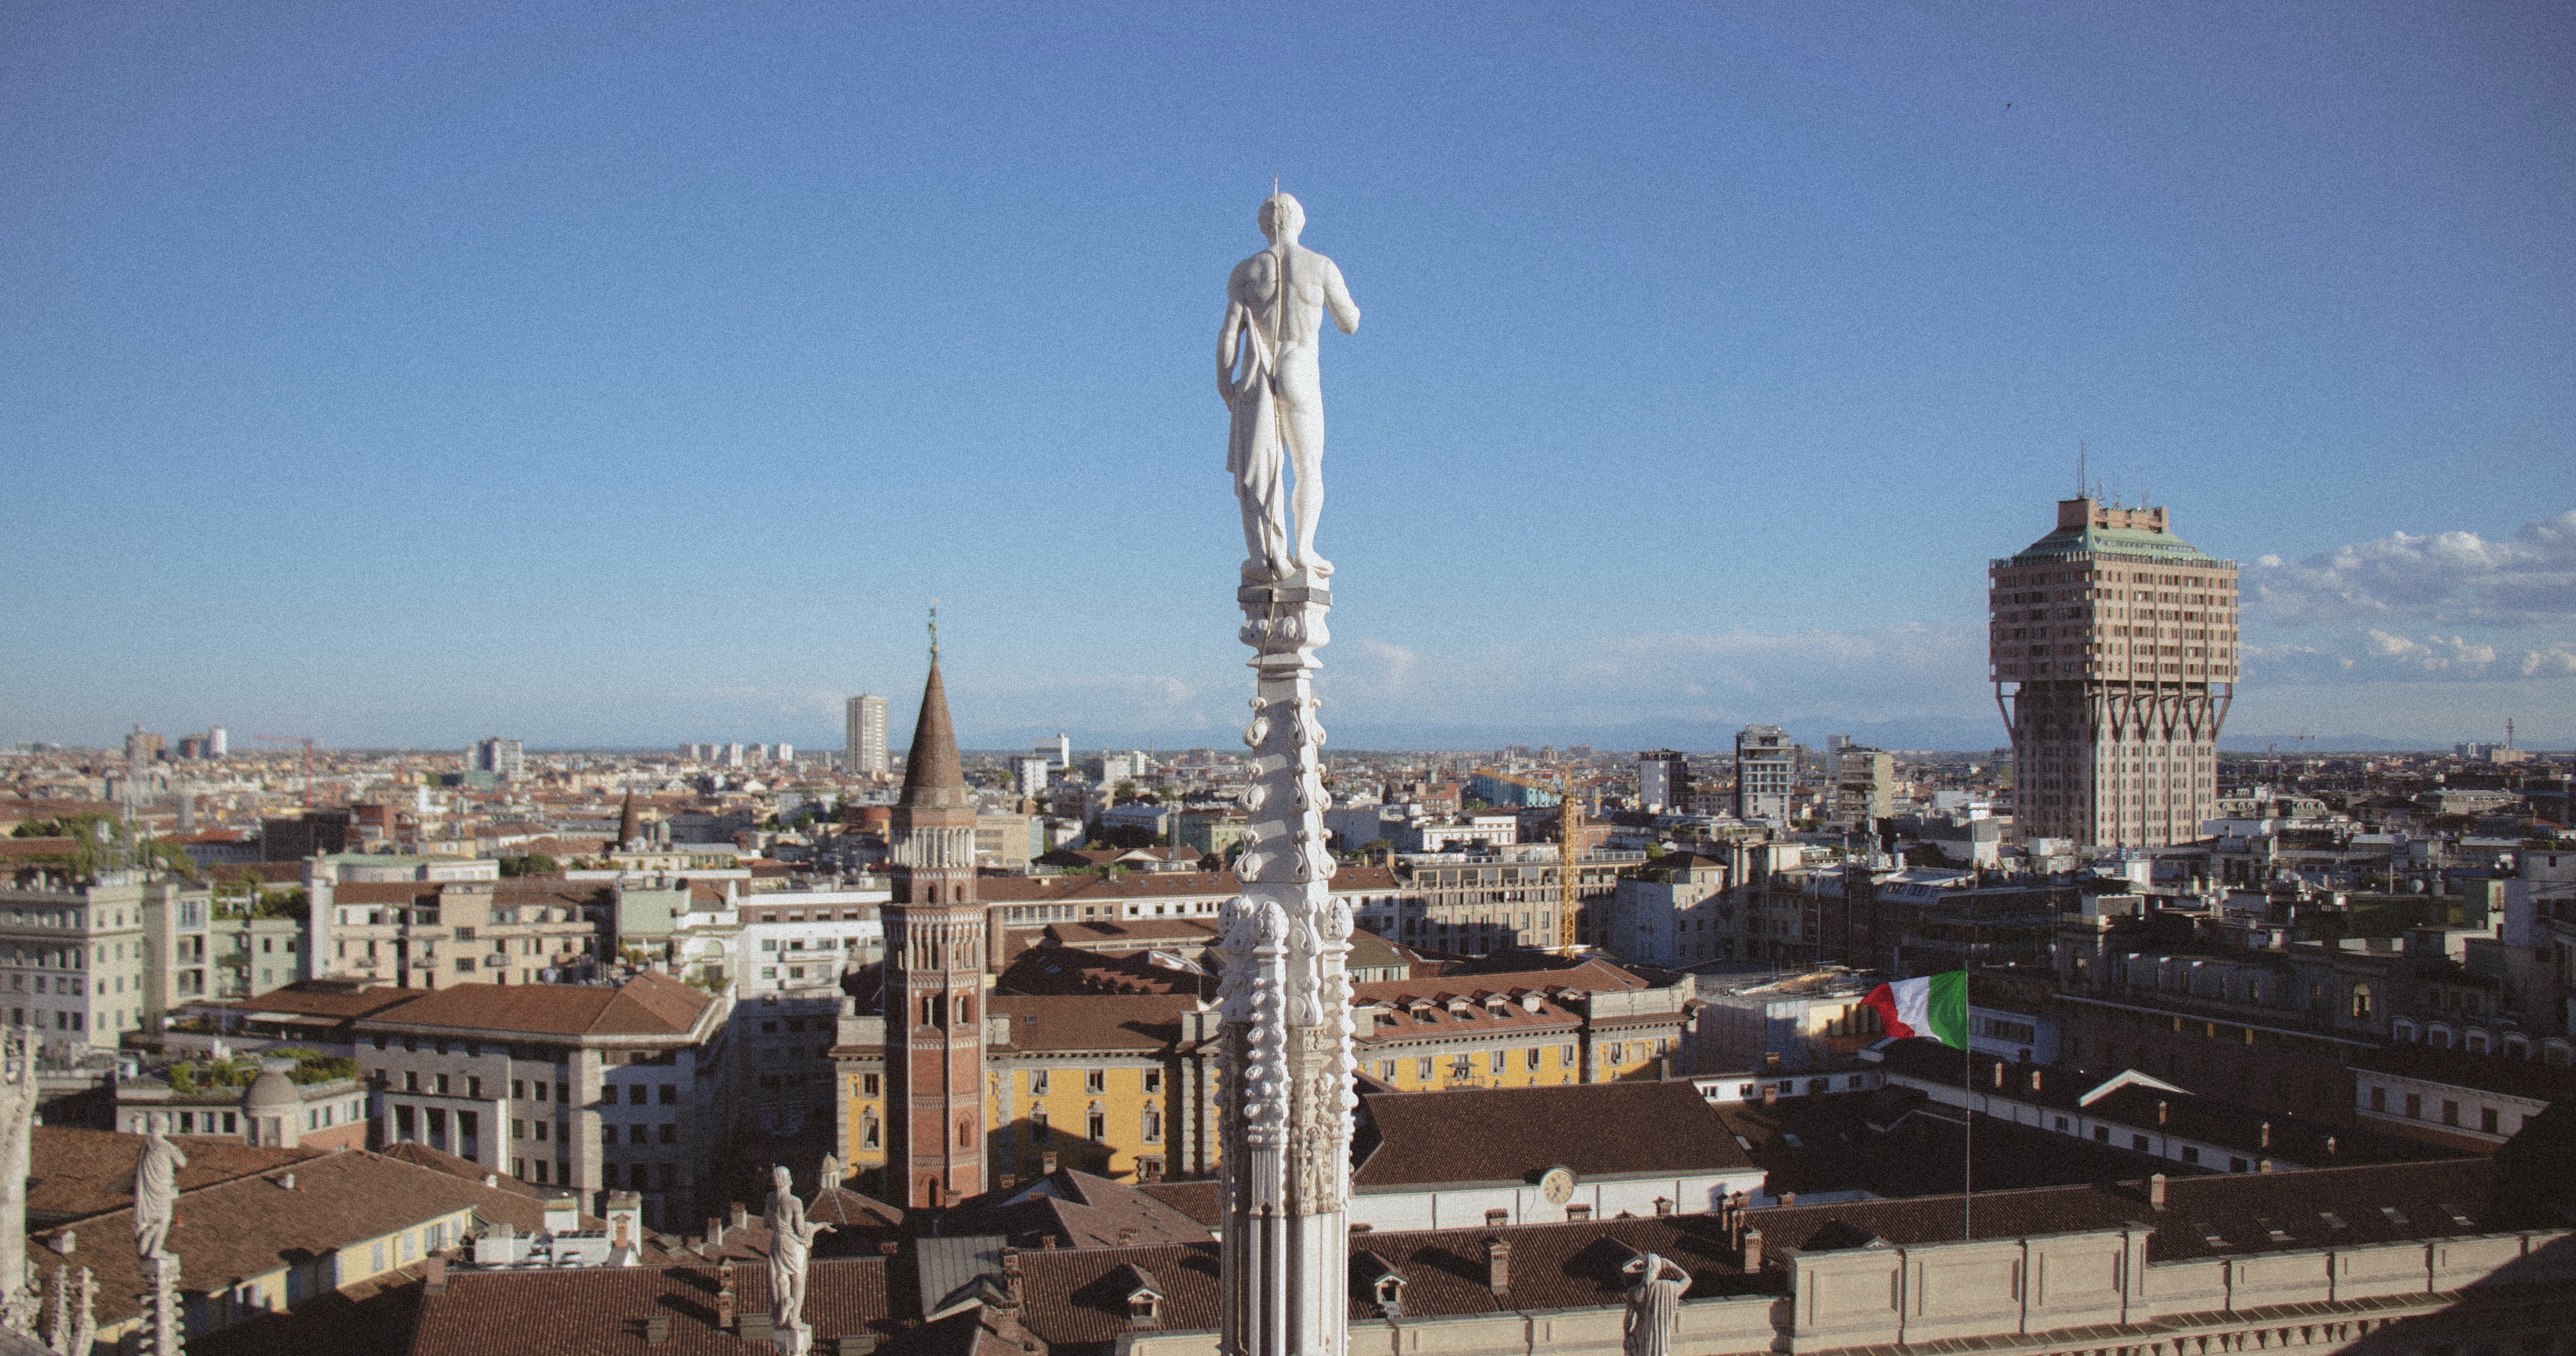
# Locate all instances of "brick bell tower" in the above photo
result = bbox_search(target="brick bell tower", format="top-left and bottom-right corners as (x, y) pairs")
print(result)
(881, 626), (988, 1210)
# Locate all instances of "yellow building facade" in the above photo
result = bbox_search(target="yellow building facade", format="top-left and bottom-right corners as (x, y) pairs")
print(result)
(830, 956), (1697, 1192)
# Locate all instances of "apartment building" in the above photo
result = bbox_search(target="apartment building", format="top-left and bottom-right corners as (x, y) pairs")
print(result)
(353, 972), (730, 1228)
(1734, 725), (1796, 824)
(0, 875), (168, 1057)
(1990, 495), (2238, 848)
(313, 878), (614, 989)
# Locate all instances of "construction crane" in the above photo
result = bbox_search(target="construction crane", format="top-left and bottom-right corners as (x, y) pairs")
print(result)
(254, 734), (318, 808)
(1556, 762), (1586, 952)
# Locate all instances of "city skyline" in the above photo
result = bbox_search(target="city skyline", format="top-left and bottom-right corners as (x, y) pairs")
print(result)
(7, 4), (2572, 749)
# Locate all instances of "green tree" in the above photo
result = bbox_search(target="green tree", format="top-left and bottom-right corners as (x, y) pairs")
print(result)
(498, 852), (559, 878)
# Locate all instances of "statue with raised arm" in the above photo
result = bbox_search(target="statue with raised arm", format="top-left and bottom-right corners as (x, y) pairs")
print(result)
(1219, 191), (1360, 583)
(133, 1120), (187, 1261)
(763, 1164), (833, 1356)
(1621, 1252), (1691, 1356)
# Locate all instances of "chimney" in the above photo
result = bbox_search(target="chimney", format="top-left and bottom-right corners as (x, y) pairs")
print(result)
(2258, 1158), (2274, 1173)
(1741, 1228), (1764, 1273)
(2148, 1174), (2167, 1210)
(1762, 1084), (1778, 1108)
(708, 1216), (727, 1247)
(423, 1257), (447, 1293)
(2325, 1136), (2338, 1157)
(483, 1173), (499, 1188)
(2029, 1069), (2041, 1092)
(717, 1263), (737, 1327)
(1992, 1062), (2005, 1089)
(1778, 1191), (1796, 1207)
(730, 1202), (749, 1231)
(2156, 1100), (2169, 1125)
(1653, 1196), (1673, 1217)
(277, 1172), (295, 1190)
(51, 1232), (73, 1256)
(1041, 1151), (1059, 1175)
(645, 1315), (672, 1346)
(1484, 1238), (1511, 1298)
(2259, 1121), (2271, 1148)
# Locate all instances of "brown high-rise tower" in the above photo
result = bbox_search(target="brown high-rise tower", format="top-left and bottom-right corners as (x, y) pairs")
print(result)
(1991, 497), (2238, 849)
(881, 652), (989, 1209)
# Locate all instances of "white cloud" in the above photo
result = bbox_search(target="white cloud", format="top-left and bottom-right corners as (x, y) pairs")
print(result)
(2250, 509), (2576, 627)
(2361, 630), (2498, 672)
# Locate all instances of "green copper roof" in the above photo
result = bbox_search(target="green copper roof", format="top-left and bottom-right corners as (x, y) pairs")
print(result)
(2009, 523), (2220, 565)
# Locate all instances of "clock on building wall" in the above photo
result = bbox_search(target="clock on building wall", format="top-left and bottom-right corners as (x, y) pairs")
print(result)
(1538, 1166), (1576, 1206)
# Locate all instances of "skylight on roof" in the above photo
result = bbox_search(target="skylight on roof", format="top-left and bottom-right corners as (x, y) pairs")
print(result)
(2256, 1216), (2292, 1243)
(2318, 1211), (2347, 1230)
(2379, 1206), (2409, 1226)
(1781, 1133), (1806, 1149)
(2196, 1223), (2229, 1249)
(2441, 1203), (2474, 1228)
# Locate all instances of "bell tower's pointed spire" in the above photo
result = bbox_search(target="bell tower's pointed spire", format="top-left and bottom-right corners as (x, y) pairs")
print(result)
(898, 658), (967, 811)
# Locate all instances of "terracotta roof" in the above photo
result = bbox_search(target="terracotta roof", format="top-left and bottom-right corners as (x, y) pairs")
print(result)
(25, 1125), (323, 1227)
(1135, 1180), (1220, 1228)
(379, 1140), (549, 1199)
(1751, 1157), (2507, 1266)
(359, 971), (715, 1040)
(187, 1260), (426, 1356)
(31, 1148), (549, 1330)
(2353, 1039), (2576, 1104)
(408, 1255), (893, 1356)
(942, 1168), (1216, 1250)
(1877, 1041), (2441, 1165)
(1040, 918), (1218, 948)
(190, 980), (443, 1023)
(978, 865), (1397, 905)
(999, 947), (1213, 999)
(0, 837), (76, 861)
(1350, 956), (1648, 1005)
(1352, 1083), (1756, 1190)
(990, 994), (1205, 1054)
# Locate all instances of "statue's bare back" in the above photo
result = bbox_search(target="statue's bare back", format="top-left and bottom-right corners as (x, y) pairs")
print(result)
(1220, 193), (1358, 582)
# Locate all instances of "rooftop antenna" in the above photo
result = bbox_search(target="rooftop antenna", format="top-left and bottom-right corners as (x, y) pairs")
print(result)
(2077, 441), (2087, 500)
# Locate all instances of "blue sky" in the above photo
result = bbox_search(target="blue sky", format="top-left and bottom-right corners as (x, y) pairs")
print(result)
(5, 2), (2571, 751)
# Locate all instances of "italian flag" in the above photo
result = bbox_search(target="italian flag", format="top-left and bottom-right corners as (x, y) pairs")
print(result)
(1863, 971), (1968, 1049)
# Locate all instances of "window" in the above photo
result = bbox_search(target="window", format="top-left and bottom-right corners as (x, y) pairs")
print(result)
(1086, 1105), (1105, 1140)
(1032, 1106), (1051, 1143)
(1084, 1069), (1106, 1094)
(2132, 1133), (2150, 1151)
(1142, 1105), (1162, 1144)
(629, 1085), (648, 1105)
(1416, 1058), (1432, 1080)
(1030, 1070), (1049, 1096)
(2370, 1086), (2387, 1113)
(1142, 1068), (1161, 1094)
(660, 1123), (677, 1144)
(1525, 1047), (1541, 1071)
(1377, 1061), (1396, 1081)
(2480, 1107), (2500, 1134)
(2405, 1093), (2422, 1119)
(1449, 1055), (1472, 1079)
(512, 1119), (527, 1140)
(659, 1083), (677, 1105)
(2181, 1146), (2201, 1165)
(2442, 1100), (2460, 1127)
(863, 1073), (882, 1097)
(1489, 1049), (1505, 1074)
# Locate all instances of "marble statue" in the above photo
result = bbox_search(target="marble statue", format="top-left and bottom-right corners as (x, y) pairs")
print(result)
(133, 1122), (187, 1260)
(0, 1030), (37, 1336)
(763, 1164), (833, 1356)
(1219, 191), (1359, 583)
(1621, 1253), (1692, 1356)
(1216, 194), (1359, 1356)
